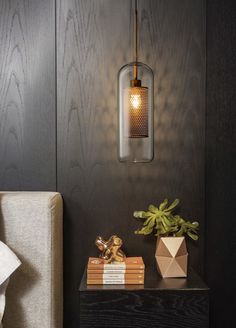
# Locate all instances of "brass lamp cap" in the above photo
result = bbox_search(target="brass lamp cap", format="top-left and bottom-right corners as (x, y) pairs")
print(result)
(130, 79), (141, 87)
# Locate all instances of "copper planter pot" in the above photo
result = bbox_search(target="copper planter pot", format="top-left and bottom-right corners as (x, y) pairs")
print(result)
(155, 236), (188, 278)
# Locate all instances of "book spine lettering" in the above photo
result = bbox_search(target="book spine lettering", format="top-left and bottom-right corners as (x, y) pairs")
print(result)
(87, 265), (144, 270)
(87, 269), (144, 274)
(87, 279), (144, 285)
(87, 273), (144, 280)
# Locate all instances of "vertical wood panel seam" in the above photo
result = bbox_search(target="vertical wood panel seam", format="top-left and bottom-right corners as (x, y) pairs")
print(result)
(55, 0), (58, 191)
(204, 0), (208, 280)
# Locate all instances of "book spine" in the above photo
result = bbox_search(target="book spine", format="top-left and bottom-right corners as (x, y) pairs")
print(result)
(87, 269), (145, 274)
(87, 279), (144, 285)
(87, 273), (144, 280)
(87, 264), (145, 270)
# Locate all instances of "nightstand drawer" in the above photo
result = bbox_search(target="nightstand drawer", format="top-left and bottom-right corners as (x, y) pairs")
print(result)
(79, 267), (209, 328)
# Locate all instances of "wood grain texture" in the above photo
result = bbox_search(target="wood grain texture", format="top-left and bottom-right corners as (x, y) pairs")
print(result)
(57, 1), (205, 326)
(206, 0), (236, 327)
(0, 0), (56, 190)
(80, 291), (209, 328)
(79, 267), (209, 328)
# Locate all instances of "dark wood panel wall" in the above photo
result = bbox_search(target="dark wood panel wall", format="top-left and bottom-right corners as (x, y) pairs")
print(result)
(57, 1), (205, 326)
(0, 0), (56, 190)
(206, 1), (236, 327)
(0, 1), (206, 327)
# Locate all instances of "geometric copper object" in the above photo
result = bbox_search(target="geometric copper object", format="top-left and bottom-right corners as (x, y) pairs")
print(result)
(155, 237), (188, 278)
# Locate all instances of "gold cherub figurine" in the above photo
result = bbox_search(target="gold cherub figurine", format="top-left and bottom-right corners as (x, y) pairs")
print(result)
(95, 235), (126, 263)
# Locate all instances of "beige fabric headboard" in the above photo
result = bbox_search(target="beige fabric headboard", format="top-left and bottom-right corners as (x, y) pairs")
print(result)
(0, 192), (63, 328)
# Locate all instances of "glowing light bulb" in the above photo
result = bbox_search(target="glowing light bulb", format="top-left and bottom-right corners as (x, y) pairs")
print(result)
(130, 94), (141, 109)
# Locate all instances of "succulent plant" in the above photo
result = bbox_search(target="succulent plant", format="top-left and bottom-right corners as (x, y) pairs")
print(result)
(134, 198), (199, 240)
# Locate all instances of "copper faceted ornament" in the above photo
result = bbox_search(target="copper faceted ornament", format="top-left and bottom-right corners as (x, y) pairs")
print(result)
(155, 237), (188, 278)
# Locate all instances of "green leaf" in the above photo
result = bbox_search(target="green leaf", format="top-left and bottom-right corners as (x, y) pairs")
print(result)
(143, 217), (156, 227)
(162, 216), (172, 228)
(135, 224), (154, 235)
(175, 226), (185, 237)
(187, 231), (199, 240)
(133, 211), (148, 219)
(159, 198), (168, 211)
(148, 204), (159, 213)
(185, 221), (199, 229)
(165, 198), (180, 212)
(173, 215), (185, 225)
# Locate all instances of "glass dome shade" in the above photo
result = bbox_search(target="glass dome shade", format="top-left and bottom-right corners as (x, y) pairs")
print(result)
(118, 61), (154, 163)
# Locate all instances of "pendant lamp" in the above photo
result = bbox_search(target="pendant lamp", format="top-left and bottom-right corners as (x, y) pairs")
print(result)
(118, 0), (154, 162)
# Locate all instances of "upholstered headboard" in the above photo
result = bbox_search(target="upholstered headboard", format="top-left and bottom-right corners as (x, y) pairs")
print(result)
(0, 192), (63, 328)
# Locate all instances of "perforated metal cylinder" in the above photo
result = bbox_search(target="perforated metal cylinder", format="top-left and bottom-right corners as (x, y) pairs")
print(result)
(125, 86), (148, 138)
(118, 62), (154, 162)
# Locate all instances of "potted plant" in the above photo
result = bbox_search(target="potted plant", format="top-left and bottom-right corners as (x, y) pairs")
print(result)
(133, 199), (199, 278)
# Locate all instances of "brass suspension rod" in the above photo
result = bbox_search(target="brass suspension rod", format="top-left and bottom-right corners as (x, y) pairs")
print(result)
(134, 0), (138, 79)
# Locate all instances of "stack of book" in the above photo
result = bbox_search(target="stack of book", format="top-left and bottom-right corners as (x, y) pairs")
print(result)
(87, 257), (145, 285)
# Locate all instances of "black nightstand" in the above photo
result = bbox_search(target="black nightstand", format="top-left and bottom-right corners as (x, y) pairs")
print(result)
(79, 266), (209, 328)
